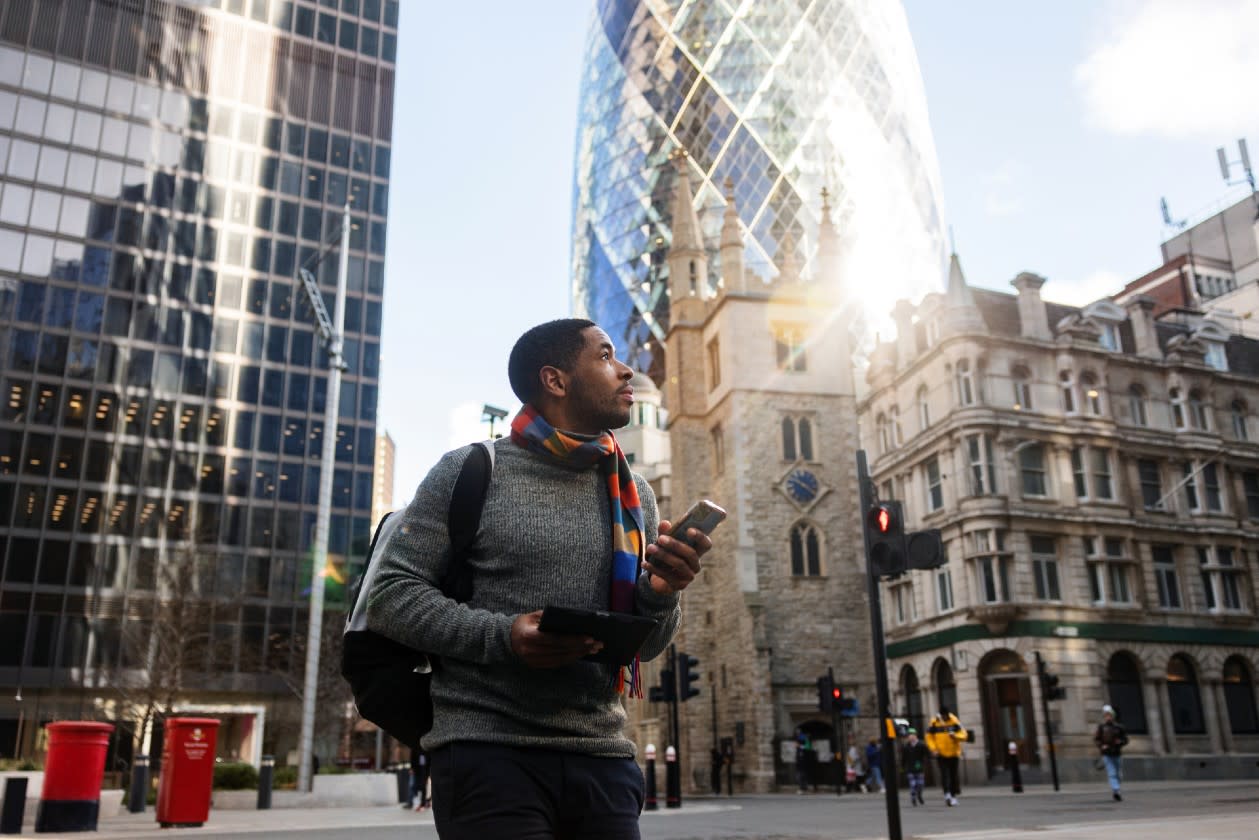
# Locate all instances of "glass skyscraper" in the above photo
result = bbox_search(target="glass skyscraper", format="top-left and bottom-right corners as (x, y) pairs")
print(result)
(571, 0), (947, 374)
(0, 0), (396, 763)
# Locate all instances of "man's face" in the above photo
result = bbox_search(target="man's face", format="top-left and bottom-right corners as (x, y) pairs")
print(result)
(563, 327), (635, 433)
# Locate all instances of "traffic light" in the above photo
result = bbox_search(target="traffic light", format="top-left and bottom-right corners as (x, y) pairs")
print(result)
(677, 652), (701, 702)
(649, 667), (675, 703)
(905, 528), (945, 571)
(1037, 656), (1067, 701)
(864, 501), (905, 578)
(816, 672), (837, 713)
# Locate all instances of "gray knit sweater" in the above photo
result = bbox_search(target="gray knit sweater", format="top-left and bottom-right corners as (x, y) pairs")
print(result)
(365, 437), (680, 757)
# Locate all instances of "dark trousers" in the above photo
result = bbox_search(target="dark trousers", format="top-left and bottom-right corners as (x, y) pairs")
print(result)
(430, 742), (644, 840)
(938, 755), (960, 797)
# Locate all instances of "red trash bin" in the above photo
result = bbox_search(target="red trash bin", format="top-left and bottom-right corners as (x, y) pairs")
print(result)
(155, 717), (220, 828)
(35, 720), (115, 833)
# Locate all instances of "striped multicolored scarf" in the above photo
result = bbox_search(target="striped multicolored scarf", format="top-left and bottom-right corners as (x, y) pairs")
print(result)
(510, 404), (644, 697)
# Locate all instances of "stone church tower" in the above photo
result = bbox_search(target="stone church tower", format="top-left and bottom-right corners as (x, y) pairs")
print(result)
(659, 150), (874, 792)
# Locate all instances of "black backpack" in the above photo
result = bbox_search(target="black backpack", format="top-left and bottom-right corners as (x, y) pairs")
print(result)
(341, 441), (494, 749)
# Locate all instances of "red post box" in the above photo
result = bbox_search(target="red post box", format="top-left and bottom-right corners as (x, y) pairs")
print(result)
(35, 720), (115, 833)
(155, 717), (220, 828)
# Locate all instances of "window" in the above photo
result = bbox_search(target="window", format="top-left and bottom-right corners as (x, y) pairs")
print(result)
(1060, 371), (1076, 413)
(1019, 444), (1048, 496)
(1029, 535), (1061, 600)
(706, 338), (720, 391)
(1182, 461), (1224, 513)
(1085, 537), (1131, 604)
(1153, 545), (1181, 608)
(917, 385), (930, 430)
(1222, 657), (1259, 734)
(1080, 372), (1103, 415)
(968, 530), (1009, 603)
(1198, 546), (1245, 611)
(790, 522), (821, 576)
(1091, 448), (1114, 500)
(1188, 390), (1210, 430)
(781, 416), (814, 461)
(891, 582), (912, 625)
(1204, 342), (1228, 371)
(1170, 388), (1186, 429)
(1071, 447), (1087, 498)
(876, 413), (890, 454)
(710, 425), (724, 474)
(1138, 459), (1164, 509)
(1012, 365), (1032, 411)
(1105, 653), (1149, 734)
(889, 406), (902, 447)
(1098, 322), (1120, 351)
(955, 359), (974, 406)
(1167, 655), (1205, 734)
(1128, 385), (1148, 426)
(1245, 472), (1259, 519)
(774, 324), (807, 372)
(925, 457), (943, 511)
(936, 565), (954, 612)
(966, 434), (996, 495)
(1232, 400), (1249, 441)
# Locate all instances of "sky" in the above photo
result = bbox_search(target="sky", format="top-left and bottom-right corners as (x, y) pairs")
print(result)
(377, 0), (1259, 502)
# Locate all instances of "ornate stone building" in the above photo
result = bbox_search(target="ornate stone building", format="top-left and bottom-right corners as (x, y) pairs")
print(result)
(858, 258), (1259, 783)
(638, 151), (874, 792)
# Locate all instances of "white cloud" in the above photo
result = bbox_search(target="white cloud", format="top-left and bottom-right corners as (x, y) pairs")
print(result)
(1076, 0), (1259, 140)
(982, 163), (1023, 218)
(446, 401), (495, 451)
(1045, 269), (1127, 306)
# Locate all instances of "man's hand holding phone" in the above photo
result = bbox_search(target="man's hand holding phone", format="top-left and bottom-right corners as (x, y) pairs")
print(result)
(644, 500), (724, 595)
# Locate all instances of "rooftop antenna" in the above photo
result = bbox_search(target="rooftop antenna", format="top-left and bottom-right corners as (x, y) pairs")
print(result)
(1217, 138), (1258, 217)
(1160, 197), (1187, 231)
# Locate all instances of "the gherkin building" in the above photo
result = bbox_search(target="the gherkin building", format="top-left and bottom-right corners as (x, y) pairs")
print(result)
(571, 0), (947, 375)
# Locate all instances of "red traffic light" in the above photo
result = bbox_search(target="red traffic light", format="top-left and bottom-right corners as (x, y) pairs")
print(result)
(868, 504), (897, 534)
(831, 687), (842, 700)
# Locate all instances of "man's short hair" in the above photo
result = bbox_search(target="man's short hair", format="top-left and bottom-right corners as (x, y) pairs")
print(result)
(507, 318), (597, 403)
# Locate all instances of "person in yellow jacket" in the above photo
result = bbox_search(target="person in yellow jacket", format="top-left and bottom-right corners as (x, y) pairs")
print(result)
(925, 705), (968, 806)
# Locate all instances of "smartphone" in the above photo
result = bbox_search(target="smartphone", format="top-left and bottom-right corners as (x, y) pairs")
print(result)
(662, 499), (727, 550)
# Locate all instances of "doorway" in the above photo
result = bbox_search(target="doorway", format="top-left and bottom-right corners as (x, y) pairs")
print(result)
(978, 649), (1038, 774)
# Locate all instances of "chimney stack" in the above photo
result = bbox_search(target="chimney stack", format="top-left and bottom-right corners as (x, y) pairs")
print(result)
(1011, 272), (1051, 340)
(1124, 294), (1161, 359)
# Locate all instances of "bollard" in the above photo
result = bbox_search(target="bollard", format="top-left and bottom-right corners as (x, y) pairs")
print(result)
(664, 746), (681, 809)
(256, 755), (274, 810)
(128, 755), (149, 814)
(2, 777), (28, 835)
(395, 763), (410, 805)
(1006, 742), (1023, 793)
(643, 744), (657, 811)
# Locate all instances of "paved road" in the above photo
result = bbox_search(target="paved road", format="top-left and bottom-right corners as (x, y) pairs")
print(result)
(64, 779), (1258, 839)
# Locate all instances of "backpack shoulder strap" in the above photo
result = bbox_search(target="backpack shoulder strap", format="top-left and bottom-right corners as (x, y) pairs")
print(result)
(443, 440), (494, 600)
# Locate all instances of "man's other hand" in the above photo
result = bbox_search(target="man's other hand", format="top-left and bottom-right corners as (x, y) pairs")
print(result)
(643, 520), (712, 595)
(510, 610), (603, 668)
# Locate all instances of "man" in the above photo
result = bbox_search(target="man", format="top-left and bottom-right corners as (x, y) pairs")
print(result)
(367, 319), (711, 840)
(864, 736), (882, 793)
(901, 728), (927, 806)
(926, 705), (968, 806)
(1094, 704), (1129, 802)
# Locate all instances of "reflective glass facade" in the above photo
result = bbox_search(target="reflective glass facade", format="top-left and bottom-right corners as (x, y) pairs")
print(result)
(571, 0), (946, 373)
(0, 0), (396, 758)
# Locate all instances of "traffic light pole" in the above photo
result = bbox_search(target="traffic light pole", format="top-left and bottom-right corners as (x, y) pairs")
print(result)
(858, 451), (903, 840)
(1035, 651), (1061, 791)
(669, 644), (681, 765)
(829, 666), (841, 797)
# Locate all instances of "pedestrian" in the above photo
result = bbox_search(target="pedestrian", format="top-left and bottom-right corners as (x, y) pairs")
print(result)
(901, 728), (927, 806)
(409, 747), (430, 811)
(710, 748), (723, 795)
(845, 734), (865, 793)
(1094, 704), (1129, 802)
(865, 736), (883, 793)
(367, 319), (711, 840)
(794, 732), (812, 794)
(926, 705), (968, 806)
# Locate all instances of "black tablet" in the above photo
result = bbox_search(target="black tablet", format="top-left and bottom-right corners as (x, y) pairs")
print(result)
(538, 606), (659, 667)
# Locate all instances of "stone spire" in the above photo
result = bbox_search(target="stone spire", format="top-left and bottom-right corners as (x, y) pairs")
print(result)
(776, 232), (801, 286)
(942, 250), (985, 333)
(719, 178), (746, 293)
(816, 187), (841, 283)
(666, 149), (708, 322)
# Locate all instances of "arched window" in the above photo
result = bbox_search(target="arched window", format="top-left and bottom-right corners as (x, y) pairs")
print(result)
(1170, 388), (1186, 429)
(1222, 656), (1259, 734)
(1059, 371), (1076, 414)
(889, 405), (902, 446)
(1231, 400), (1249, 441)
(790, 521), (821, 576)
(782, 417), (796, 460)
(917, 385), (930, 430)
(1080, 372), (1103, 416)
(782, 416), (813, 460)
(900, 665), (924, 734)
(1188, 390), (1210, 430)
(876, 413), (890, 454)
(1012, 365), (1032, 411)
(1128, 385), (1148, 426)
(798, 417), (813, 460)
(1166, 654), (1205, 734)
(934, 658), (957, 717)
(955, 359), (974, 406)
(1105, 652), (1148, 733)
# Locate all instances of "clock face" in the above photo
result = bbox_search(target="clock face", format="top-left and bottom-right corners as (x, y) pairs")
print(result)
(786, 469), (819, 504)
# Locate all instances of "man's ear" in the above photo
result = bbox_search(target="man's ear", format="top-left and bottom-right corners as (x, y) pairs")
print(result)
(538, 365), (567, 399)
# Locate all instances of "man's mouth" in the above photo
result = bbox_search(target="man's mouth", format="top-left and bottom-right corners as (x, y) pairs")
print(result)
(619, 388), (634, 403)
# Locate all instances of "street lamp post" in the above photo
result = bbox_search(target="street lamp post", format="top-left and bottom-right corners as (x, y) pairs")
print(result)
(296, 204), (351, 793)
